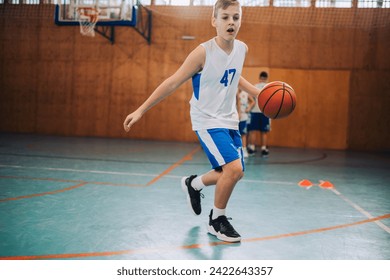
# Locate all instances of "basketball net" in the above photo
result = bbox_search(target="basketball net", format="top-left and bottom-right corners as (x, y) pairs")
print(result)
(77, 7), (100, 37)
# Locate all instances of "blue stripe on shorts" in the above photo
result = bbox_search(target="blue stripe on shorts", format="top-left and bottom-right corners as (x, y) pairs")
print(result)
(196, 128), (244, 171)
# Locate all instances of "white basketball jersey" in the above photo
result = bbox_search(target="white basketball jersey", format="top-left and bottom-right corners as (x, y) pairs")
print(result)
(190, 38), (247, 131)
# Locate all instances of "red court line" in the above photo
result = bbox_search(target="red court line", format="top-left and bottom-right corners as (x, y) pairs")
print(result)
(1, 213), (389, 260)
(146, 146), (201, 186)
(0, 182), (88, 202)
(243, 213), (390, 243)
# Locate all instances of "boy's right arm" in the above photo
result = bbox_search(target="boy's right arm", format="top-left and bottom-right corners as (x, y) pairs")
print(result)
(238, 76), (260, 99)
(123, 46), (205, 132)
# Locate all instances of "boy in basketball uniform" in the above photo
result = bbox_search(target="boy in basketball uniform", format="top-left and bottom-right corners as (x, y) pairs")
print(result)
(123, 0), (260, 242)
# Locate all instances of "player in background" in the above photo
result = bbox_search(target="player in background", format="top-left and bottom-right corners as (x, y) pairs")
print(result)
(247, 71), (271, 157)
(237, 89), (255, 158)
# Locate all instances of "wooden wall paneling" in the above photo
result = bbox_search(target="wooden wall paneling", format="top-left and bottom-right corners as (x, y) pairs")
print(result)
(35, 22), (75, 135)
(181, 82), (197, 142)
(375, 27), (390, 70)
(71, 61), (112, 136)
(352, 27), (387, 71)
(268, 25), (312, 69)
(129, 26), (186, 142)
(38, 24), (75, 62)
(267, 69), (308, 148)
(3, 20), (39, 61)
(310, 27), (355, 69)
(90, 61), (112, 137)
(267, 69), (350, 149)
(157, 82), (194, 142)
(110, 27), (153, 138)
(35, 61), (73, 135)
(241, 67), (305, 148)
(241, 25), (271, 67)
(351, 28), (371, 70)
(108, 61), (140, 138)
(0, 16), (4, 130)
(348, 70), (390, 151)
(242, 68), (312, 149)
(1, 60), (38, 133)
(303, 70), (349, 149)
(1, 5), (389, 151)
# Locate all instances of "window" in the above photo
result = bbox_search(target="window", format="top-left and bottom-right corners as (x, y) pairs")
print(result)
(274, 0), (311, 7)
(358, 0), (389, 7)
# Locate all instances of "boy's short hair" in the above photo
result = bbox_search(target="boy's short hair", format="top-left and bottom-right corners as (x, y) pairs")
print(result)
(213, 0), (241, 18)
(260, 71), (268, 79)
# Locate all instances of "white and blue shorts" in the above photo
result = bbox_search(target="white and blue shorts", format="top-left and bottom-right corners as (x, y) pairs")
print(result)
(195, 128), (244, 171)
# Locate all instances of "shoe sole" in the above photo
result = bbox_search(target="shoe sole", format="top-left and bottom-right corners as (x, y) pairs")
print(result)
(207, 224), (241, 243)
(181, 177), (198, 216)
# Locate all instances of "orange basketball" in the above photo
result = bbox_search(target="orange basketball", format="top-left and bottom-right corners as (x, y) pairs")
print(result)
(258, 81), (296, 119)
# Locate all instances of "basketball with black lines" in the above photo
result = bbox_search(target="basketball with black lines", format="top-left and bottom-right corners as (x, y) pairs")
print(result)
(258, 81), (296, 119)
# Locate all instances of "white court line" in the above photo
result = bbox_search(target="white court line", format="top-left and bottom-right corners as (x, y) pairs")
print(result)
(0, 164), (296, 186)
(331, 188), (390, 234)
(240, 178), (296, 186)
(0, 164), (157, 178)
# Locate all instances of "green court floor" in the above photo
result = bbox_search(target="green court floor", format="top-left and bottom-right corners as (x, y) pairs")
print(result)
(0, 133), (389, 260)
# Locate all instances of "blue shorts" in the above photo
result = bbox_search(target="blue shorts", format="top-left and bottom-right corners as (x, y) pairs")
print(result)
(196, 128), (244, 171)
(247, 112), (271, 132)
(238, 120), (248, 135)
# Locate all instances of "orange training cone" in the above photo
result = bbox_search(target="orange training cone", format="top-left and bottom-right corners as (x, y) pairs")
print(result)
(318, 180), (334, 189)
(298, 179), (313, 189)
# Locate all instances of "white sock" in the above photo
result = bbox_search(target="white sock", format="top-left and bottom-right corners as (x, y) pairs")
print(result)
(248, 144), (255, 150)
(261, 145), (267, 150)
(191, 175), (206, 191)
(212, 206), (226, 220)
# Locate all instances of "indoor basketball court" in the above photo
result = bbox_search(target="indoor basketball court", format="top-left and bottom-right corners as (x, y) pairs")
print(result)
(1, 0), (390, 267)
(0, 133), (390, 260)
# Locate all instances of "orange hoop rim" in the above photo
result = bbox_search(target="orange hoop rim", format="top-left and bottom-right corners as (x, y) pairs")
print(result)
(77, 7), (100, 23)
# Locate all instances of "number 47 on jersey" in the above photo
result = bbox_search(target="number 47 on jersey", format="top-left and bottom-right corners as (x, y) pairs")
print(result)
(220, 69), (236, 87)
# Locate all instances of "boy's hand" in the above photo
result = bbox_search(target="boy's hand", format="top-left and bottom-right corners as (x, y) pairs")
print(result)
(123, 111), (142, 132)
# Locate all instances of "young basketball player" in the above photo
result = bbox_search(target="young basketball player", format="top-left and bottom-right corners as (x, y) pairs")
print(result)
(123, 0), (260, 242)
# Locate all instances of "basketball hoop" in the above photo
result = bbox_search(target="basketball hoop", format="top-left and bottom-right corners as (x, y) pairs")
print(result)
(77, 7), (100, 37)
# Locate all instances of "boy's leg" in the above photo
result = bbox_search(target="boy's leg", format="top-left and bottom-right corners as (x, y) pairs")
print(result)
(207, 159), (243, 243)
(259, 113), (271, 157)
(213, 159), (243, 209)
(203, 159), (243, 243)
(181, 175), (203, 215)
(247, 112), (261, 154)
(191, 157), (242, 208)
(183, 128), (244, 242)
(181, 167), (222, 216)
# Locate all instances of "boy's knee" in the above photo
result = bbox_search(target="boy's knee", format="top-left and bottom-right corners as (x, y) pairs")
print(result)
(230, 165), (244, 181)
(237, 169), (244, 181)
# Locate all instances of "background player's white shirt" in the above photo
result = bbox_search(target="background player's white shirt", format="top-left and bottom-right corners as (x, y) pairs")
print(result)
(251, 82), (267, 113)
(238, 90), (250, 121)
(190, 38), (247, 131)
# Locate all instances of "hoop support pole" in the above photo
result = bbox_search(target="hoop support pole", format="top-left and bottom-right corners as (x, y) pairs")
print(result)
(95, 25), (115, 44)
